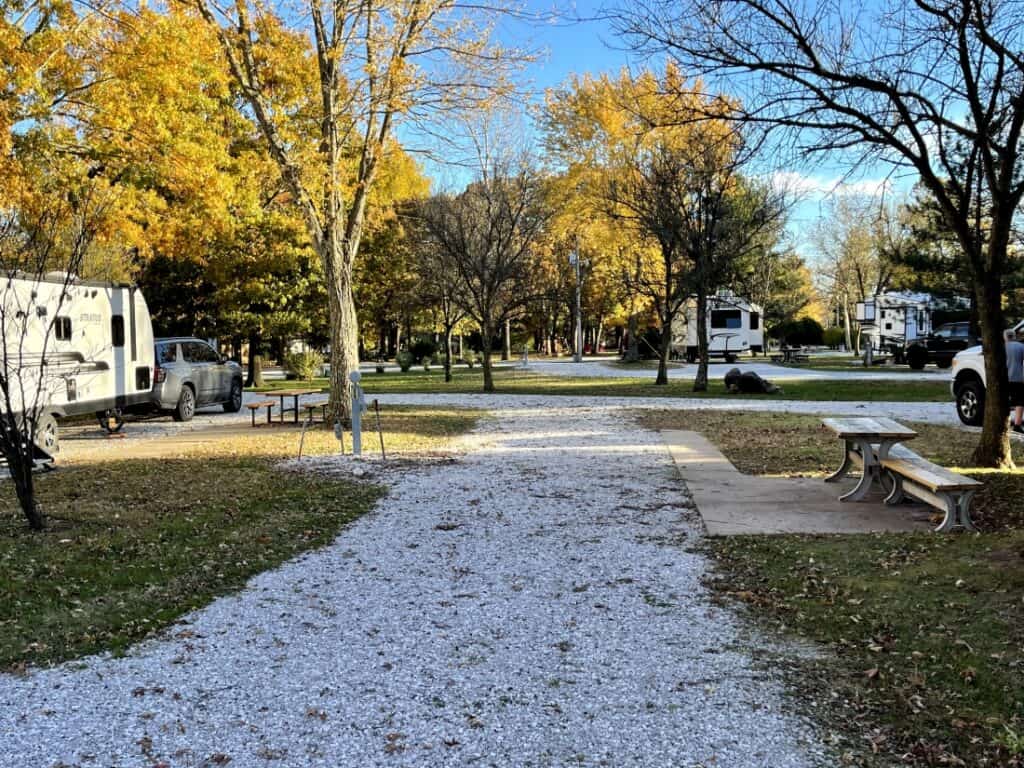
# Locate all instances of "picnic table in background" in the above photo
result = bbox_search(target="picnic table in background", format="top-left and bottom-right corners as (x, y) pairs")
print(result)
(272, 388), (322, 424)
(821, 416), (918, 502)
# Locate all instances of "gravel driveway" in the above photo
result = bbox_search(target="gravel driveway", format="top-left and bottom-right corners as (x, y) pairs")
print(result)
(0, 403), (825, 767)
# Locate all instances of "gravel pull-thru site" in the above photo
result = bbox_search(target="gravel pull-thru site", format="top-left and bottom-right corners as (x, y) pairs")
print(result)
(1, 405), (823, 767)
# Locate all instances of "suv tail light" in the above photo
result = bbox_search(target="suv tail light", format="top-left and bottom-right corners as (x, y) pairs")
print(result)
(153, 364), (166, 384)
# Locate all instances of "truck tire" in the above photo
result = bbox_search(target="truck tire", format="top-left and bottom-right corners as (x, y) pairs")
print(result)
(223, 379), (243, 413)
(173, 385), (196, 422)
(907, 346), (928, 370)
(34, 412), (59, 453)
(936, 357), (953, 369)
(955, 380), (985, 426)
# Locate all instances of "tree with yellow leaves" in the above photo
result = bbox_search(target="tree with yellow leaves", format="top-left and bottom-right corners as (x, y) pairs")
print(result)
(186, 0), (527, 420)
(544, 66), (786, 388)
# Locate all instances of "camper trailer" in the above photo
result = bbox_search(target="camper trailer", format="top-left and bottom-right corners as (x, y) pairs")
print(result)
(855, 291), (934, 354)
(672, 292), (764, 363)
(1, 273), (155, 453)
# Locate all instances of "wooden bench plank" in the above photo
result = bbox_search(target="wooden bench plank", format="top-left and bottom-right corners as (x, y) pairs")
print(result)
(881, 456), (982, 492)
(822, 417), (917, 439)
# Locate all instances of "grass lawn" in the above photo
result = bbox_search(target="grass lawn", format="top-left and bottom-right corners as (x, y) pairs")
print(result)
(0, 406), (479, 671)
(254, 367), (952, 402)
(792, 353), (948, 375)
(639, 409), (1024, 766)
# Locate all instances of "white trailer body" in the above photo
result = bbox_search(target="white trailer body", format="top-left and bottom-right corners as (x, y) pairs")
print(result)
(2, 274), (155, 433)
(855, 291), (934, 352)
(671, 292), (765, 362)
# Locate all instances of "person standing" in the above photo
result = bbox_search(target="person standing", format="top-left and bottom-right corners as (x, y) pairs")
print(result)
(1006, 329), (1024, 434)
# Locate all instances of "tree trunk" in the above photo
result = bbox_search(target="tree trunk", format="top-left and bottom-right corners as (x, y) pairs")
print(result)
(324, 254), (359, 424)
(625, 312), (639, 362)
(502, 318), (511, 361)
(971, 274), (1014, 467)
(694, 291), (710, 392)
(11, 453), (43, 531)
(595, 318), (604, 355)
(842, 301), (853, 354)
(246, 332), (264, 388)
(444, 326), (454, 383)
(656, 313), (672, 385)
(481, 324), (495, 392)
(394, 325), (402, 357)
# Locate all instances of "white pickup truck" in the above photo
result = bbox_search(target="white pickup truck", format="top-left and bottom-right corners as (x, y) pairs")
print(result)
(950, 319), (1024, 425)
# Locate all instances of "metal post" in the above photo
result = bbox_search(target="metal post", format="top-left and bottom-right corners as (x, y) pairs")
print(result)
(571, 251), (583, 363)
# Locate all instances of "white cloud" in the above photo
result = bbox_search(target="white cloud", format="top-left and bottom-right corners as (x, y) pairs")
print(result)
(770, 170), (893, 201)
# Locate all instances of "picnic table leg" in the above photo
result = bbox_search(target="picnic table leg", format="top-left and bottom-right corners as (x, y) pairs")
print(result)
(293, 395), (300, 424)
(251, 408), (257, 428)
(839, 439), (876, 502)
(935, 490), (977, 533)
(267, 405), (273, 424)
(278, 396), (284, 423)
(825, 439), (856, 482)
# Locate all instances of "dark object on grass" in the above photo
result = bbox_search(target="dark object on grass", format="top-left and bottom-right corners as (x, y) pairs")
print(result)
(724, 367), (781, 395)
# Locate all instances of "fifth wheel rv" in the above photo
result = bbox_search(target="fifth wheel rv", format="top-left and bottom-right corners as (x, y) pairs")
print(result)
(1, 273), (155, 453)
(672, 292), (765, 363)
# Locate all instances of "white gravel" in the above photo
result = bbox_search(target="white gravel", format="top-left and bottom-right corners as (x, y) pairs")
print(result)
(1, 402), (826, 767)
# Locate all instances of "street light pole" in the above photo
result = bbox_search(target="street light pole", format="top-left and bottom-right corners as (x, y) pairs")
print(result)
(570, 251), (583, 363)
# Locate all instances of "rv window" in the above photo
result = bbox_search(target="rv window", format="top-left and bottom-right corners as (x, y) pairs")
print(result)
(111, 315), (125, 347)
(55, 316), (72, 341)
(749, 312), (760, 330)
(711, 309), (742, 329)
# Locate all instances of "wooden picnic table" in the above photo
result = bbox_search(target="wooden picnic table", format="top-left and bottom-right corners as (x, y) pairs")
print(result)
(821, 416), (918, 502)
(272, 388), (322, 424)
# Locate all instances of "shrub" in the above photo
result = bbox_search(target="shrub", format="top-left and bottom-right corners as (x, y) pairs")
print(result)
(396, 350), (415, 372)
(284, 349), (324, 382)
(769, 317), (825, 347)
(375, 364), (386, 374)
(421, 356), (431, 372)
(462, 349), (477, 369)
(822, 327), (845, 349)
(410, 337), (437, 362)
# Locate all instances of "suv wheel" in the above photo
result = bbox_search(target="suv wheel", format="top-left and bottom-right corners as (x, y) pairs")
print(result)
(907, 345), (928, 370)
(173, 385), (196, 422)
(956, 380), (985, 426)
(223, 379), (243, 413)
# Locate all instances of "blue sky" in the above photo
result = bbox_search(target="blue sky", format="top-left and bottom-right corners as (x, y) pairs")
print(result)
(422, 1), (914, 258)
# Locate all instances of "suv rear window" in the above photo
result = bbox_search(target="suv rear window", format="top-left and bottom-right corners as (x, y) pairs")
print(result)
(156, 343), (177, 364)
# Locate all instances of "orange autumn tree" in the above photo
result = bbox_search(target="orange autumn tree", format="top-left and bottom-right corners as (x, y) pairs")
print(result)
(186, 0), (525, 420)
(543, 65), (785, 388)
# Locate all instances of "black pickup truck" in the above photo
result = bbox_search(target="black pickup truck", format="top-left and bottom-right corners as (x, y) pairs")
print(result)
(903, 322), (979, 369)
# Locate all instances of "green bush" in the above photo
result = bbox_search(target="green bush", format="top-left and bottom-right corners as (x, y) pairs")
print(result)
(410, 337), (437, 362)
(769, 317), (825, 346)
(421, 356), (431, 372)
(822, 327), (845, 349)
(396, 350), (415, 372)
(284, 349), (324, 381)
(462, 349), (477, 369)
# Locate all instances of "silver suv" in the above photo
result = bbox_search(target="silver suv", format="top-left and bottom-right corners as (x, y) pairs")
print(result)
(152, 337), (243, 421)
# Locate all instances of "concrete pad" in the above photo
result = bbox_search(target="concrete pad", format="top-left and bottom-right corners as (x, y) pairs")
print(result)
(662, 430), (933, 535)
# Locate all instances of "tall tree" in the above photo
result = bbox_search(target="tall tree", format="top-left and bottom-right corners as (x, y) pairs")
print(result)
(187, 0), (522, 421)
(415, 161), (547, 392)
(616, 0), (1024, 465)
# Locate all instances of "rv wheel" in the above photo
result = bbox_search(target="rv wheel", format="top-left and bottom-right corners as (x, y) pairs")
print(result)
(96, 409), (125, 434)
(34, 413), (59, 453)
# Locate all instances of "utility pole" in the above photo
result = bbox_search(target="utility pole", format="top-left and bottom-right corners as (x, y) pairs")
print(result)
(569, 250), (584, 363)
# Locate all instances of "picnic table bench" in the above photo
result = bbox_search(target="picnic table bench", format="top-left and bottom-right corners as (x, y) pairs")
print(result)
(822, 417), (982, 532)
(271, 388), (321, 424)
(771, 347), (810, 365)
(246, 399), (276, 427)
(881, 446), (982, 532)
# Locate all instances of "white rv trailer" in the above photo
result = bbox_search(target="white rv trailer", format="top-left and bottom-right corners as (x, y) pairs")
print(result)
(855, 291), (934, 353)
(671, 291), (765, 362)
(1, 273), (155, 452)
